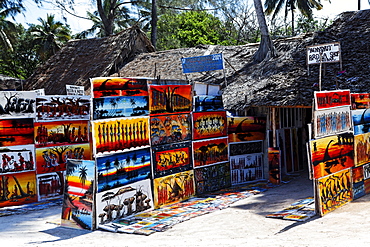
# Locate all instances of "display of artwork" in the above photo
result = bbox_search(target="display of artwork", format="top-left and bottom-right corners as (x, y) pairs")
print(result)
(314, 90), (351, 110)
(92, 117), (149, 156)
(61, 159), (95, 230)
(230, 153), (264, 185)
(0, 118), (34, 147)
(0, 91), (36, 119)
(0, 144), (35, 174)
(229, 141), (263, 156)
(309, 133), (354, 179)
(34, 120), (89, 148)
(37, 171), (65, 200)
(95, 179), (154, 227)
(351, 93), (370, 109)
(35, 143), (91, 174)
(149, 84), (192, 115)
(268, 147), (281, 185)
(193, 95), (224, 112)
(152, 141), (192, 178)
(150, 113), (192, 146)
(92, 96), (149, 120)
(192, 111), (227, 140)
(364, 163), (370, 180)
(352, 166), (365, 199)
(153, 170), (195, 209)
(0, 171), (37, 207)
(316, 168), (352, 216)
(194, 162), (231, 194)
(193, 137), (229, 168)
(352, 109), (370, 135)
(96, 147), (151, 193)
(313, 106), (352, 138)
(354, 133), (370, 167)
(228, 116), (266, 142)
(36, 95), (90, 122)
(91, 77), (149, 98)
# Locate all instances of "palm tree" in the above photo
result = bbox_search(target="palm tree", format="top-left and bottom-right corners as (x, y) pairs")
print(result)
(0, 0), (22, 51)
(79, 166), (88, 187)
(264, 0), (323, 35)
(29, 14), (71, 61)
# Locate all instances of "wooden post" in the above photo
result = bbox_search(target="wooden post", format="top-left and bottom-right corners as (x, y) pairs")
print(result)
(319, 52), (322, 91)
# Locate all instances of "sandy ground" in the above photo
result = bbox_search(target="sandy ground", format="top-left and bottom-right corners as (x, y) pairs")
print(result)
(1, 172), (370, 247)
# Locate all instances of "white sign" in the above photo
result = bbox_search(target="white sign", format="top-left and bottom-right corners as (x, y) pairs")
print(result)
(307, 42), (341, 65)
(33, 88), (45, 96)
(66, 85), (84, 95)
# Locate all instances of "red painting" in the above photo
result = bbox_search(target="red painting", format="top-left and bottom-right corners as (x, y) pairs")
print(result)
(192, 111), (227, 140)
(352, 166), (364, 183)
(310, 133), (354, 179)
(268, 147), (281, 185)
(35, 143), (92, 174)
(149, 85), (192, 115)
(0, 118), (34, 147)
(314, 90), (351, 110)
(351, 93), (370, 109)
(91, 77), (149, 98)
(228, 116), (266, 142)
(193, 137), (229, 168)
(34, 120), (89, 148)
(37, 171), (64, 200)
(0, 171), (38, 208)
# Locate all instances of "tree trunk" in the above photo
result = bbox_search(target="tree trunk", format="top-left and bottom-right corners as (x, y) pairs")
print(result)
(151, 0), (158, 48)
(291, 8), (294, 36)
(253, 0), (277, 63)
(97, 0), (113, 36)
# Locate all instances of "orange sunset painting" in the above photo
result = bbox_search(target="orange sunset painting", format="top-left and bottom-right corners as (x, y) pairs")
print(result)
(228, 116), (266, 142)
(91, 77), (149, 98)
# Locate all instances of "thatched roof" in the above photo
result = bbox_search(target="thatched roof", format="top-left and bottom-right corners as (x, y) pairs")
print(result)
(0, 74), (25, 91)
(24, 25), (155, 95)
(113, 10), (370, 110)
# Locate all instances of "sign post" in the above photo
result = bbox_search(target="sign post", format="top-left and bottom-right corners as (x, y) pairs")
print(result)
(66, 85), (85, 95)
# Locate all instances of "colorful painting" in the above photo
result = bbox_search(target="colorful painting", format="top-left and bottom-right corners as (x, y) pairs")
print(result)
(36, 95), (90, 122)
(352, 109), (370, 135)
(37, 171), (64, 200)
(194, 162), (231, 194)
(153, 170), (195, 209)
(230, 153), (264, 185)
(92, 116), (149, 156)
(61, 159), (95, 230)
(149, 84), (192, 115)
(352, 166), (365, 199)
(0, 144), (35, 174)
(193, 95), (224, 112)
(314, 90), (351, 110)
(35, 143), (92, 174)
(0, 118), (34, 147)
(309, 133), (354, 179)
(192, 111), (227, 140)
(93, 96), (149, 120)
(316, 168), (352, 216)
(364, 163), (370, 180)
(0, 91), (36, 119)
(354, 133), (370, 167)
(96, 147), (151, 193)
(152, 142), (192, 178)
(0, 171), (37, 208)
(91, 77), (149, 98)
(150, 113), (191, 145)
(193, 137), (229, 168)
(365, 179), (370, 194)
(313, 106), (352, 138)
(228, 116), (266, 142)
(34, 120), (89, 148)
(229, 141), (263, 156)
(96, 179), (153, 226)
(351, 93), (370, 109)
(268, 147), (281, 185)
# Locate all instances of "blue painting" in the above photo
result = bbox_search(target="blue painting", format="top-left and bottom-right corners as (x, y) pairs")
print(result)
(96, 147), (151, 192)
(193, 95), (224, 112)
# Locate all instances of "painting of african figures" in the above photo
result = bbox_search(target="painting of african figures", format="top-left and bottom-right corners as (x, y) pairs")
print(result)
(310, 133), (354, 179)
(36, 95), (90, 122)
(354, 133), (370, 167)
(153, 170), (195, 209)
(192, 111), (227, 140)
(0, 91), (36, 119)
(0, 144), (35, 174)
(228, 116), (266, 142)
(193, 137), (229, 168)
(317, 168), (352, 216)
(61, 159), (95, 230)
(0, 118), (34, 147)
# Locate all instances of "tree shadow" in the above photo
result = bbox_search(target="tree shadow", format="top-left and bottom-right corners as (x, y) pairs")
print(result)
(27, 226), (90, 244)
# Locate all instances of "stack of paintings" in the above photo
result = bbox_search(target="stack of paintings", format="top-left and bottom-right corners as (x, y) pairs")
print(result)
(310, 90), (354, 216)
(149, 84), (196, 208)
(227, 116), (266, 185)
(91, 77), (154, 229)
(0, 91), (38, 207)
(35, 95), (92, 201)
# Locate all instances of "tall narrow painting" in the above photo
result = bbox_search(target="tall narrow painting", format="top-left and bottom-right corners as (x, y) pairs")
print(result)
(0, 118), (34, 147)
(192, 111), (227, 140)
(354, 132), (370, 167)
(0, 91), (36, 119)
(193, 137), (229, 168)
(91, 77), (149, 98)
(352, 166), (365, 199)
(268, 147), (281, 185)
(228, 116), (266, 142)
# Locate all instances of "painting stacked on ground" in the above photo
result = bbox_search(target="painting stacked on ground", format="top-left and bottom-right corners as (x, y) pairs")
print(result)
(91, 77), (154, 230)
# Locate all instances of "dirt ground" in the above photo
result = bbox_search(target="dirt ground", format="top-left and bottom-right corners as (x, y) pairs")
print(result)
(1, 172), (370, 247)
